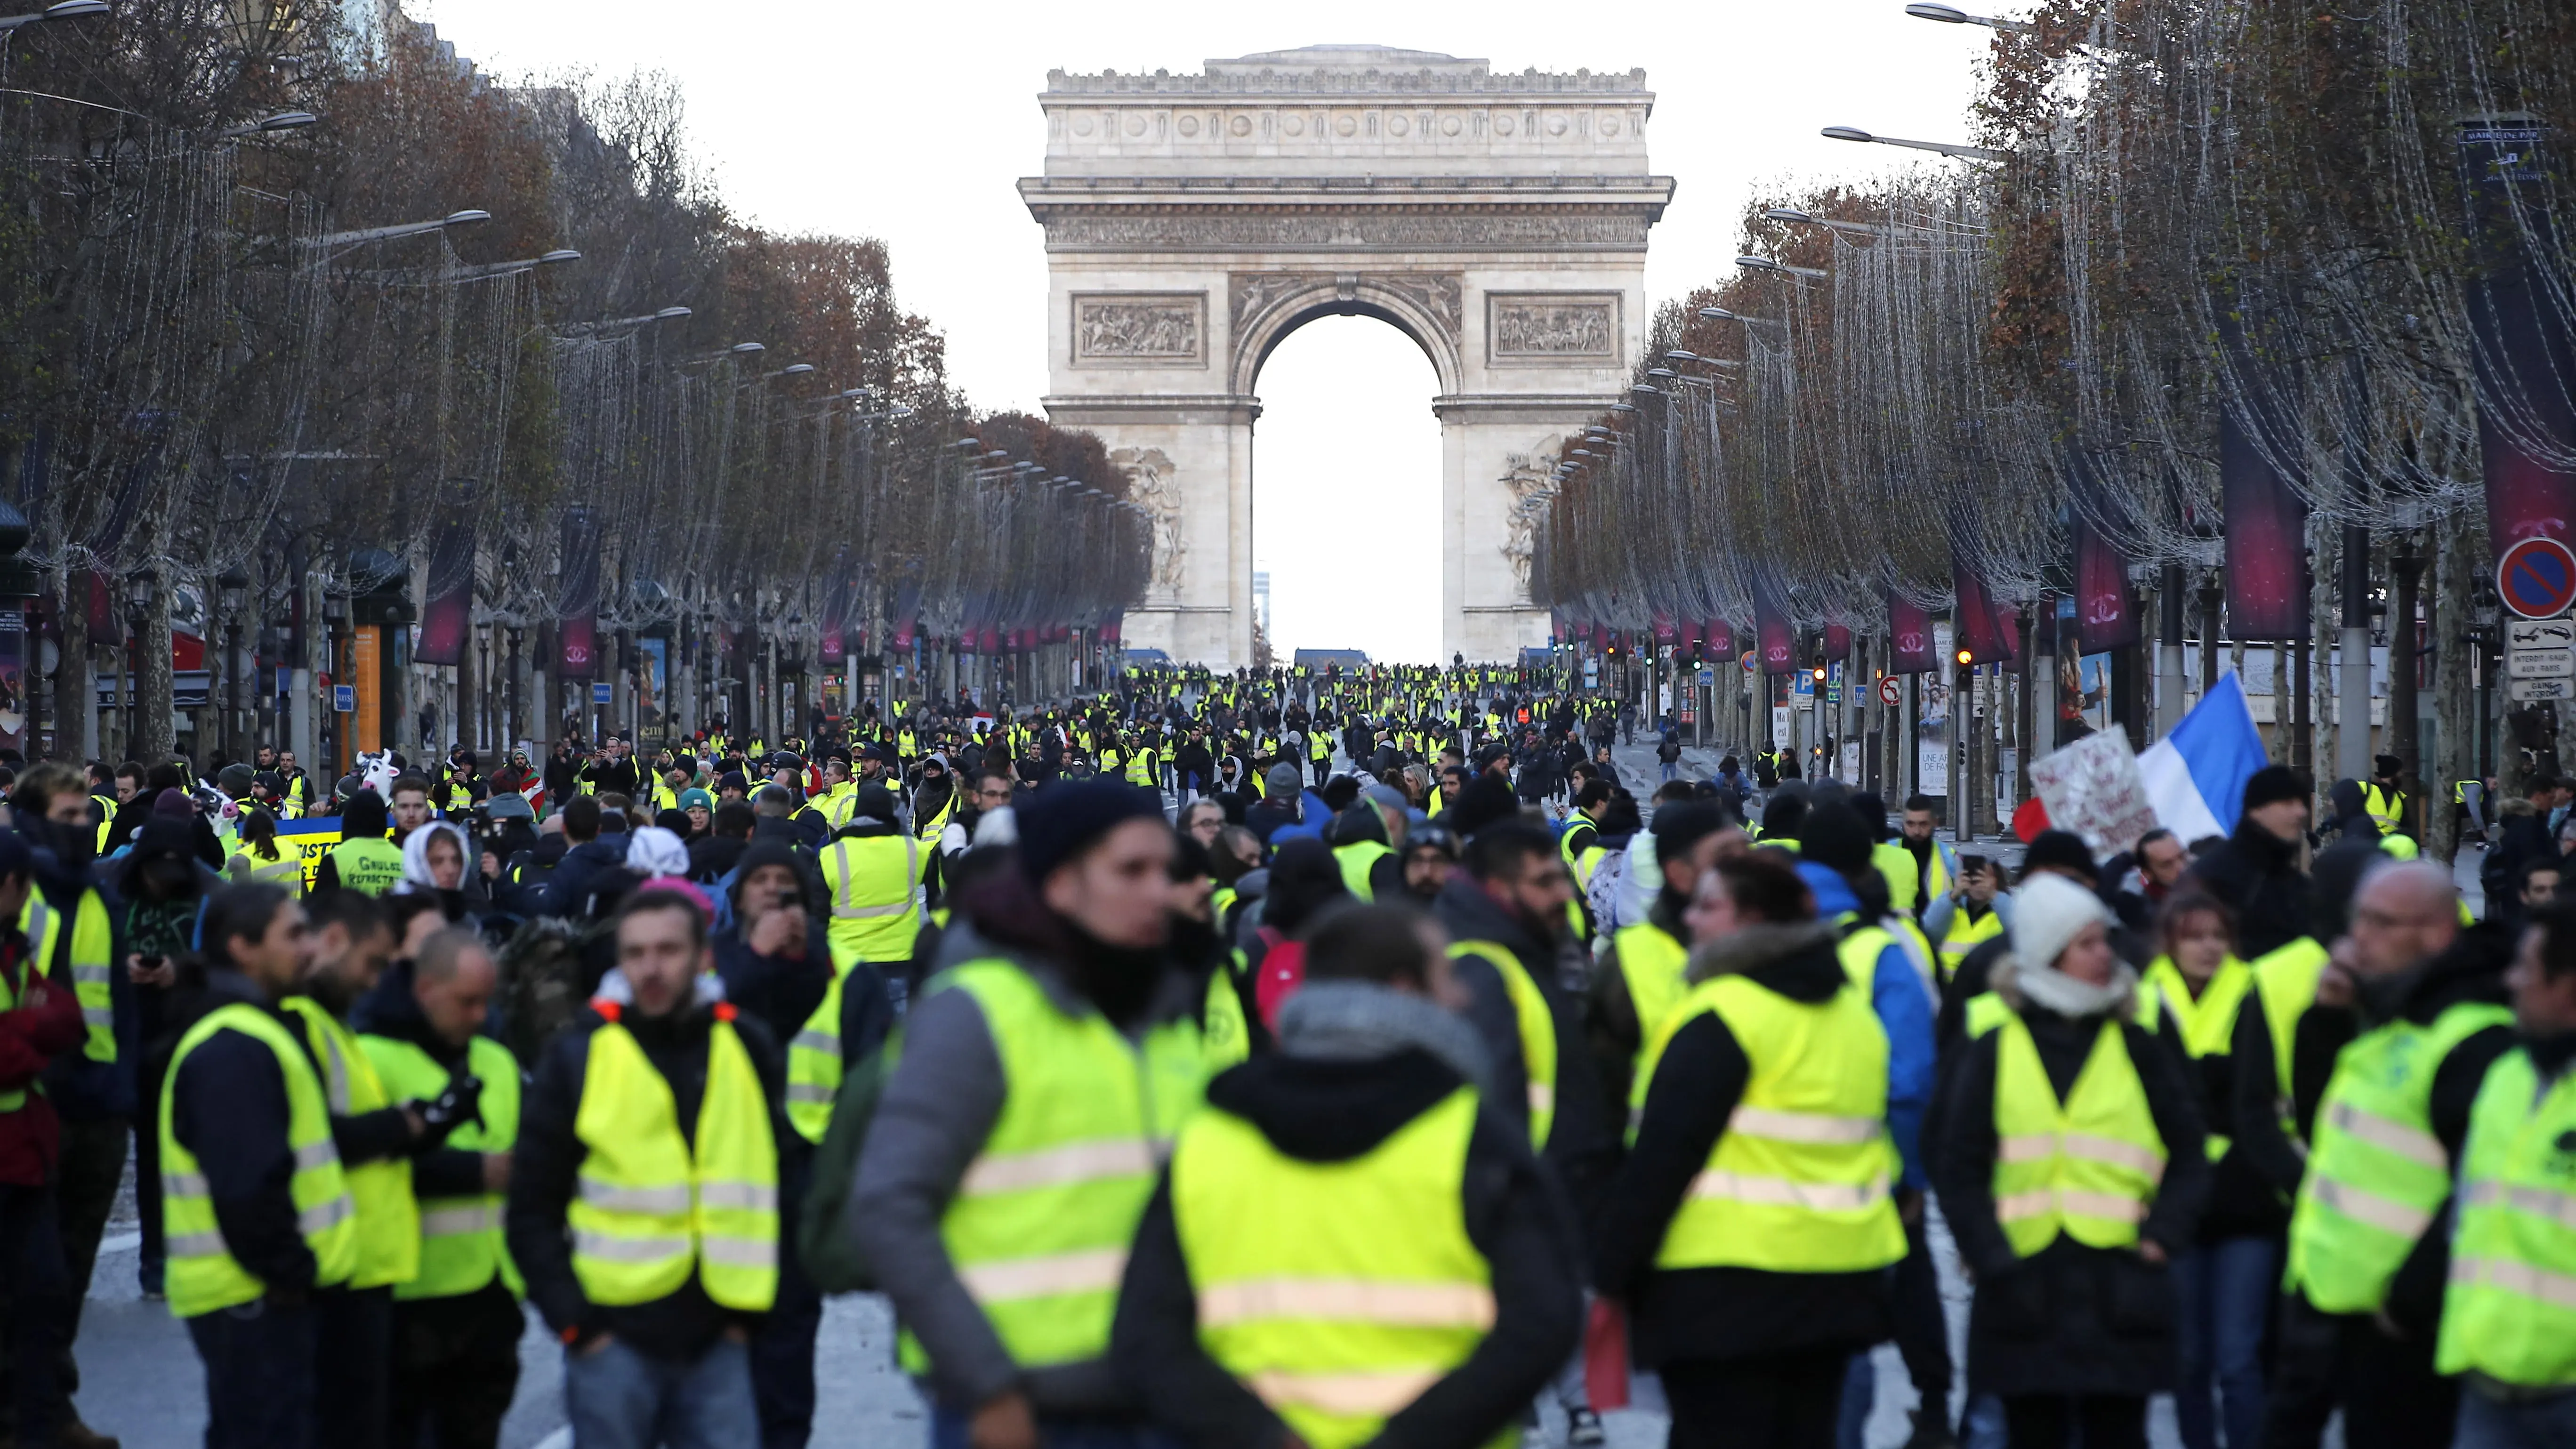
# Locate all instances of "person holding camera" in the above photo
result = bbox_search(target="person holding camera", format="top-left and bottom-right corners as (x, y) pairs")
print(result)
(280, 890), (482, 1449)
(355, 925), (519, 1449)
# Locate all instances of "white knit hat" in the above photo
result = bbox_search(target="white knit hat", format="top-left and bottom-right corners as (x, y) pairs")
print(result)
(2010, 872), (2113, 972)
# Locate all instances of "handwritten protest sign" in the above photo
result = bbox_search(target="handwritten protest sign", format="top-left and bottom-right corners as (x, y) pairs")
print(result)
(2028, 731), (2161, 860)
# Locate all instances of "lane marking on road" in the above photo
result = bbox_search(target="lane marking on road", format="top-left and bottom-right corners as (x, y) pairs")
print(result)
(96, 1232), (141, 1255)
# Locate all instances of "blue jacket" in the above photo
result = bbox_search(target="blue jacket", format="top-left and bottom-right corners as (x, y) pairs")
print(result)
(1794, 860), (1935, 1191)
(1262, 791), (1336, 847)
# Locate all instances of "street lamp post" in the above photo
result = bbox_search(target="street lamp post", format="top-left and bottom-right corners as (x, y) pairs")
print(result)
(1820, 126), (2010, 162)
(123, 569), (154, 761)
(219, 566), (248, 763)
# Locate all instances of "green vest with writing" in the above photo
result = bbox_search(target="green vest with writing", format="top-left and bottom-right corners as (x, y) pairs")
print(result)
(785, 969), (852, 1145)
(281, 997), (420, 1289)
(1990, 1012), (2168, 1256)
(359, 1032), (523, 1301)
(2286, 1000), (2512, 1313)
(2435, 1048), (2576, 1387)
(158, 1004), (360, 1317)
(1170, 1088), (1510, 1449)
(569, 1004), (779, 1312)
(1334, 841), (1392, 904)
(1447, 941), (1556, 1151)
(899, 959), (1206, 1377)
(1633, 972), (1904, 1272)
(1613, 922), (1690, 1094)
(328, 835), (406, 896)
(820, 835), (925, 966)
(2142, 955), (2254, 1161)
(21, 886), (115, 1064)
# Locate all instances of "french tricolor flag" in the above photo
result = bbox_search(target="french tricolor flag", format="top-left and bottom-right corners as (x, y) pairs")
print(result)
(2137, 672), (2269, 843)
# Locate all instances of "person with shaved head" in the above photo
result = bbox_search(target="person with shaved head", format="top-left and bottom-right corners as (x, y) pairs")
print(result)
(2265, 860), (2519, 1449)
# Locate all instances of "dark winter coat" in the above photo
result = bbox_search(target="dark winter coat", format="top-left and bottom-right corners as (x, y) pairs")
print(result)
(1929, 959), (2210, 1398)
(1592, 919), (1896, 1366)
(2183, 817), (2312, 961)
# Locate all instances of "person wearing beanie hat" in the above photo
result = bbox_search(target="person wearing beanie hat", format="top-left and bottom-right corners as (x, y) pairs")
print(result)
(1929, 869), (2208, 1448)
(677, 787), (715, 837)
(848, 778), (1200, 1447)
(1244, 763), (1314, 847)
(2362, 753), (2409, 838)
(2183, 765), (2314, 961)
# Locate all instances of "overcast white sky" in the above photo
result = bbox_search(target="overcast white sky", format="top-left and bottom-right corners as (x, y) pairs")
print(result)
(417, 0), (1990, 662)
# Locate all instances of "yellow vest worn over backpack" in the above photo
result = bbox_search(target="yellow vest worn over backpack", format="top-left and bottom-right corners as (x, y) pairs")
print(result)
(1988, 1010), (2167, 1256)
(158, 1003), (360, 1317)
(359, 1032), (523, 1301)
(1170, 1087), (1510, 1449)
(2286, 1000), (2512, 1313)
(785, 969), (854, 1145)
(1632, 971), (1903, 1272)
(568, 1002), (779, 1312)
(282, 996), (420, 1289)
(900, 959), (1206, 1377)
(819, 833), (926, 966)
(2435, 1046), (2576, 1387)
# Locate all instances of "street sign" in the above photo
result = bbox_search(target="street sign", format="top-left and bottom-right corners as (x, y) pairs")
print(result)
(2509, 617), (2576, 651)
(592, 682), (613, 704)
(2498, 536), (2576, 619)
(2509, 649), (2576, 678)
(331, 684), (354, 713)
(1878, 676), (1903, 707)
(2511, 676), (2576, 702)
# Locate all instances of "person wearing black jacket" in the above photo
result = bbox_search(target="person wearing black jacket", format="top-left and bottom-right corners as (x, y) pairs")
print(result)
(349, 935), (520, 1449)
(1929, 877), (2209, 1449)
(1432, 823), (1617, 1442)
(1593, 854), (1902, 1449)
(710, 841), (887, 1449)
(163, 884), (341, 1449)
(1112, 904), (1584, 1449)
(541, 740), (583, 814)
(2182, 765), (2314, 961)
(577, 736), (644, 801)
(2262, 862), (2517, 1449)
(507, 889), (788, 1443)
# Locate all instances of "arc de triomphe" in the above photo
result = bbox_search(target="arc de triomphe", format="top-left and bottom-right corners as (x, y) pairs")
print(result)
(1023, 45), (1673, 667)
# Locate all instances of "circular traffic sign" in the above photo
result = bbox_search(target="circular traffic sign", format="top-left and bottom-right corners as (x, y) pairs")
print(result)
(1879, 676), (1903, 707)
(2500, 537), (2576, 620)
(1740, 650), (1757, 674)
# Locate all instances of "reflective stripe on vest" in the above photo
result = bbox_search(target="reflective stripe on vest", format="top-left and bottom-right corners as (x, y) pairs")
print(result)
(1633, 970), (1903, 1272)
(785, 970), (850, 1145)
(1989, 1011), (2167, 1256)
(1938, 906), (2005, 979)
(569, 1008), (779, 1312)
(158, 1003), (359, 1317)
(2435, 1047), (2576, 1386)
(1170, 1089), (1508, 1449)
(898, 958), (1206, 1378)
(23, 887), (117, 1064)
(1447, 940), (1556, 1150)
(359, 1032), (523, 1301)
(821, 835), (924, 966)
(282, 997), (420, 1289)
(2287, 1000), (2511, 1313)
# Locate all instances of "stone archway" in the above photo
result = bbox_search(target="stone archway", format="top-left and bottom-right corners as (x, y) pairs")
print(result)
(1023, 45), (1674, 666)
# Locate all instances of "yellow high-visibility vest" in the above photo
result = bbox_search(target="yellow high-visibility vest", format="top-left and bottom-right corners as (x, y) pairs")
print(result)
(1989, 1011), (2167, 1256)
(282, 997), (420, 1290)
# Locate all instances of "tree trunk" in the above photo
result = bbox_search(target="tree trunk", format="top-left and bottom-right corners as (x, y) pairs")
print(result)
(52, 566), (88, 762)
(140, 586), (175, 765)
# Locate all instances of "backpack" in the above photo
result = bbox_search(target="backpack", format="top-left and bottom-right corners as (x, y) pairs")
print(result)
(494, 915), (610, 1065)
(797, 1035), (893, 1294)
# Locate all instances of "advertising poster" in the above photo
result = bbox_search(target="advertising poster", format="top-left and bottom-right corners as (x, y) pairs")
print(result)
(1917, 622), (1952, 795)
(637, 636), (669, 738)
(351, 624), (382, 755)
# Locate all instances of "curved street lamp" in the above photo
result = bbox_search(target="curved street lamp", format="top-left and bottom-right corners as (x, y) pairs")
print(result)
(1821, 125), (2010, 162)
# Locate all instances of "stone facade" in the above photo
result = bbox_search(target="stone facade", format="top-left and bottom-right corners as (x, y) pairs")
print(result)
(1026, 45), (1673, 666)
